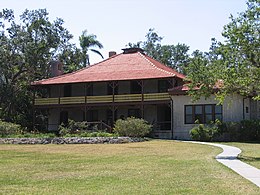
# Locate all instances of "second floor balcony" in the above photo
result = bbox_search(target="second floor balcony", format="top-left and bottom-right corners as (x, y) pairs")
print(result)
(34, 92), (171, 106)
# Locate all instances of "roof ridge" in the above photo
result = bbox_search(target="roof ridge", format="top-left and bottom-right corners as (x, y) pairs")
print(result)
(138, 52), (176, 77)
(32, 53), (123, 85)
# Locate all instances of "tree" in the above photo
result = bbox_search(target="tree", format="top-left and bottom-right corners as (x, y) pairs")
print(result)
(159, 44), (190, 73)
(79, 30), (104, 66)
(58, 44), (85, 73)
(0, 9), (85, 128)
(127, 28), (190, 73)
(185, 0), (260, 102)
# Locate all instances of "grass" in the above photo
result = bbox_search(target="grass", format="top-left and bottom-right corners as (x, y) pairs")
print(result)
(0, 140), (259, 194)
(225, 142), (260, 169)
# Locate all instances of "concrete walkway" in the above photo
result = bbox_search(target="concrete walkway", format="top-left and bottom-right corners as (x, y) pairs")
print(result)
(187, 141), (260, 188)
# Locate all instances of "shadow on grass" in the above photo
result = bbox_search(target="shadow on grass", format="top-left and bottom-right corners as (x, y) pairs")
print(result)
(238, 155), (260, 162)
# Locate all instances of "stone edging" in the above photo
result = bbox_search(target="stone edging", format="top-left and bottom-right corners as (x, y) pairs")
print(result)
(0, 137), (146, 144)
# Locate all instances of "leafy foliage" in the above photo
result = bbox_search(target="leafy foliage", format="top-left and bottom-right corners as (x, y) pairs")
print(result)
(79, 30), (103, 66)
(58, 119), (115, 137)
(127, 28), (190, 73)
(186, 0), (260, 102)
(220, 120), (260, 141)
(113, 117), (152, 137)
(190, 119), (260, 142)
(0, 120), (22, 137)
(0, 9), (102, 129)
(58, 119), (89, 136)
(190, 120), (221, 141)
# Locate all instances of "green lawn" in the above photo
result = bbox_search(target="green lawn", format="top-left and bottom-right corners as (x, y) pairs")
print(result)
(225, 142), (260, 169)
(0, 140), (259, 194)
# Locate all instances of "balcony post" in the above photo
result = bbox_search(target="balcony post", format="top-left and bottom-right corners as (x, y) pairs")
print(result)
(84, 83), (87, 104)
(112, 81), (115, 103)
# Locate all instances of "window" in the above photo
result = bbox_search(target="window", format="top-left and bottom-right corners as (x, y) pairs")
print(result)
(184, 104), (222, 124)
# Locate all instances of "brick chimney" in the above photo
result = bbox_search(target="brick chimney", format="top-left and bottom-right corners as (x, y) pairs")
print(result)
(109, 51), (116, 57)
(50, 61), (63, 77)
(122, 48), (144, 54)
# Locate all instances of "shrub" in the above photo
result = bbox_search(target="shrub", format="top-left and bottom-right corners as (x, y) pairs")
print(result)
(113, 117), (152, 137)
(191, 119), (260, 142)
(190, 120), (221, 141)
(217, 121), (241, 141)
(8, 133), (56, 138)
(240, 120), (260, 141)
(0, 120), (22, 137)
(58, 119), (89, 136)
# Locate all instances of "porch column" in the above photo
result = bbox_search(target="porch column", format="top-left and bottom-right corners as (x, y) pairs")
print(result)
(171, 99), (174, 140)
(141, 80), (145, 119)
(32, 87), (36, 130)
(111, 81), (118, 124)
(138, 80), (145, 119)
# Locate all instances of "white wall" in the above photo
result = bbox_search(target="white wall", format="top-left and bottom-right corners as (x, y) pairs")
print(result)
(171, 94), (249, 140)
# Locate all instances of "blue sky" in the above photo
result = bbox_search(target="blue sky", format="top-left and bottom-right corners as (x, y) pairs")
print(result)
(0, 0), (247, 64)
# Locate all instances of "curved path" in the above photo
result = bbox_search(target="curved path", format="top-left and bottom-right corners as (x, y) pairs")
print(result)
(186, 141), (260, 187)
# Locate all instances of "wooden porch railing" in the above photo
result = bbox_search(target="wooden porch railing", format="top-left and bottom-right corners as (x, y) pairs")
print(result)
(34, 93), (171, 106)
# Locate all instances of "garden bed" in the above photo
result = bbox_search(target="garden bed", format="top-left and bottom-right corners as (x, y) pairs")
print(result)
(0, 137), (146, 144)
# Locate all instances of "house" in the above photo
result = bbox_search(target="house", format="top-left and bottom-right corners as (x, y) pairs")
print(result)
(32, 48), (259, 139)
(169, 85), (260, 139)
(32, 48), (184, 139)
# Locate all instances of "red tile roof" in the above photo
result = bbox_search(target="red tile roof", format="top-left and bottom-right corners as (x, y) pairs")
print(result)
(169, 80), (223, 95)
(168, 85), (198, 95)
(32, 51), (186, 86)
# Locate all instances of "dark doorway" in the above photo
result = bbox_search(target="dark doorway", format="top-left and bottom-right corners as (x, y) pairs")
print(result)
(107, 109), (117, 126)
(157, 105), (171, 130)
(60, 111), (68, 125)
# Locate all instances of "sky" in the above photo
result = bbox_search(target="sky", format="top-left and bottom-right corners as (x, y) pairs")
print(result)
(0, 0), (248, 64)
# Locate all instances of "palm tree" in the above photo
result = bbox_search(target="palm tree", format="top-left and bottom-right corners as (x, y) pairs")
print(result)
(79, 30), (104, 66)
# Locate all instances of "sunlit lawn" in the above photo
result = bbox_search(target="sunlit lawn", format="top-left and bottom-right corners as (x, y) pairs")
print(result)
(225, 142), (260, 169)
(0, 140), (259, 194)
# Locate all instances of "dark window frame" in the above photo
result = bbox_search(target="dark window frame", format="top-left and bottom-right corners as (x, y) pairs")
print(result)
(158, 79), (171, 93)
(184, 104), (222, 124)
(130, 81), (141, 94)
